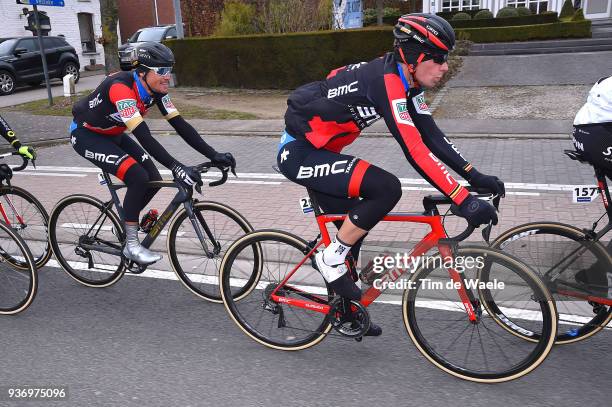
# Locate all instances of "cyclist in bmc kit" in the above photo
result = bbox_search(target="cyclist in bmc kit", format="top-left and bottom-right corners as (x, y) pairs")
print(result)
(0, 114), (37, 160)
(571, 75), (612, 294)
(277, 14), (505, 335)
(70, 42), (235, 265)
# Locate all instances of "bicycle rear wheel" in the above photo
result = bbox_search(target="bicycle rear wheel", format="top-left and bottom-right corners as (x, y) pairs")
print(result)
(168, 201), (254, 302)
(49, 195), (126, 287)
(403, 246), (557, 383)
(220, 230), (333, 350)
(0, 221), (37, 314)
(0, 185), (51, 269)
(492, 222), (612, 344)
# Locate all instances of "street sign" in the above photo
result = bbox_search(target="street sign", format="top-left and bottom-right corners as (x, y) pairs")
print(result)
(16, 0), (65, 7)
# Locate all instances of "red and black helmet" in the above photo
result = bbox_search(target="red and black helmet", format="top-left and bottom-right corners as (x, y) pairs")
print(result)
(393, 13), (455, 67)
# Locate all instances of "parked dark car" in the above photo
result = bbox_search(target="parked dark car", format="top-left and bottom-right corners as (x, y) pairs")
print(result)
(118, 25), (179, 71)
(0, 36), (80, 96)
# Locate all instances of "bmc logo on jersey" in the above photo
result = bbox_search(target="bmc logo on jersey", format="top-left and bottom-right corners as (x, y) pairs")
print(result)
(89, 93), (103, 109)
(327, 81), (358, 99)
(391, 99), (413, 126)
(428, 153), (454, 185)
(296, 160), (348, 179)
(116, 99), (138, 119)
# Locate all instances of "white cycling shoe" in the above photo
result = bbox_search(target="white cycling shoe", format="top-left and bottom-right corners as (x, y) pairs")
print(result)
(123, 224), (162, 265)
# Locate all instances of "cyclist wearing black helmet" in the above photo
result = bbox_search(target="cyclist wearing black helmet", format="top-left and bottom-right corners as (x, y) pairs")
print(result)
(277, 14), (504, 334)
(70, 42), (235, 265)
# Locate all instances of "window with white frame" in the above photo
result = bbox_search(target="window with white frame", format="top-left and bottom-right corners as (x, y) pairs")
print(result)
(441, 0), (481, 12)
(506, 0), (549, 13)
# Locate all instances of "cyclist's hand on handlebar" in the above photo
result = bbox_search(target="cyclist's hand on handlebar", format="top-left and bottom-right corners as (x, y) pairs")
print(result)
(457, 194), (498, 227)
(172, 162), (202, 188)
(212, 152), (236, 171)
(468, 170), (505, 197)
(18, 146), (36, 160)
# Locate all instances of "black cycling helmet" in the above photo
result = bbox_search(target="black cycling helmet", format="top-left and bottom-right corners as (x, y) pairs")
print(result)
(393, 13), (455, 68)
(130, 42), (175, 71)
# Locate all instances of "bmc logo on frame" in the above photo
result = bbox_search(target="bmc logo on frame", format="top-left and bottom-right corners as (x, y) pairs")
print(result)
(327, 81), (358, 99)
(296, 160), (348, 179)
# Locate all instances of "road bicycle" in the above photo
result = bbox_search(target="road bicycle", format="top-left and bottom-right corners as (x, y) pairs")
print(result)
(492, 149), (612, 344)
(0, 153), (38, 314)
(220, 187), (558, 383)
(0, 152), (51, 269)
(48, 162), (254, 302)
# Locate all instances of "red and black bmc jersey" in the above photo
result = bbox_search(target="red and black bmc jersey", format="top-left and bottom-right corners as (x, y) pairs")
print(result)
(284, 52), (473, 204)
(72, 71), (179, 136)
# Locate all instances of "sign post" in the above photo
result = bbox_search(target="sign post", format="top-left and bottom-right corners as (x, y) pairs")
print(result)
(16, 0), (66, 106)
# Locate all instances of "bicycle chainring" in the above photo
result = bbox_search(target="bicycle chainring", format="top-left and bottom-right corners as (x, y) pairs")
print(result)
(328, 297), (370, 338)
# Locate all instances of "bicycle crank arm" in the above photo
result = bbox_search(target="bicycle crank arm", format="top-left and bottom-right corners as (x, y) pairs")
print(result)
(79, 243), (122, 257)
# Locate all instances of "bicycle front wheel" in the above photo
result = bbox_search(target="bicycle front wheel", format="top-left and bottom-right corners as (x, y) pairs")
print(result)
(492, 222), (612, 344)
(403, 246), (557, 383)
(49, 195), (126, 287)
(0, 185), (51, 269)
(167, 201), (254, 302)
(220, 230), (333, 350)
(0, 221), (37, 314)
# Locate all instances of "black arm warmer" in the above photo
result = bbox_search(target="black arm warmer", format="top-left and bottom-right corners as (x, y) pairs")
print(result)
(131, 122), (176, 168)
(168, 116), (217, 159)
(0, 115), (21, 149)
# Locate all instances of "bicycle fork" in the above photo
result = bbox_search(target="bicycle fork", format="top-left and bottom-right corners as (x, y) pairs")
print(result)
(184, 200), (219, 258)
(438, 242), (480, 323)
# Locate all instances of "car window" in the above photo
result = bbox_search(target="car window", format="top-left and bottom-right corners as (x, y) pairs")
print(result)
(133, 27), (166, 42)
(165, 27), (177, 38)
(43, 37), (58, 48)
(17, 38), (39, 52)
(0, 39), (18, 55)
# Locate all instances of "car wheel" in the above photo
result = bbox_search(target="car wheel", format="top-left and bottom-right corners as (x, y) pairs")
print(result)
(62, 62), (80, 84)
(0, 70), (16, 96)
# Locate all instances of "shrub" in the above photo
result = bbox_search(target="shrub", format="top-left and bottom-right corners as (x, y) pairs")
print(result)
(496, 7), (520, 18)
(474, 9), (494, 20)
(452, 12), (471, 20)
(213, 1), (259, 36)
(571, 8), (586, 21)
(516, 7), (532, 16)
(560, 0), (575, 20)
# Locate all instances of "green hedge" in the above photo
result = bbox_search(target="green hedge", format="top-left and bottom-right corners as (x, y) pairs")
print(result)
(168, 28), (394, 89)
(437, 9), (488, 20)
(449, 12), (558, 28)
(167, 22), (591, 89)
(455, 20), (591, 43)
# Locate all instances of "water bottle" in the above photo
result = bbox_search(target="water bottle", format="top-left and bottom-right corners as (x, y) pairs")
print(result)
(139, 209), (159, 233)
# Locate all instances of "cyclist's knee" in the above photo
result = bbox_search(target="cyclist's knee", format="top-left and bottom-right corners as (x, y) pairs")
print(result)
(360, 165), (402, 206)
(123, 163), (149, 186)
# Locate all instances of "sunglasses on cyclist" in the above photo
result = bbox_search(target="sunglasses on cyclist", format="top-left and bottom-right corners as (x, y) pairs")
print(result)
(141, 65), (173, 76)
(424, 53), (448, 65)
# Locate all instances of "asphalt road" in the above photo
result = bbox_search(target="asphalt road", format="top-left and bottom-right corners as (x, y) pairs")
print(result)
(1, 136), (611, 407)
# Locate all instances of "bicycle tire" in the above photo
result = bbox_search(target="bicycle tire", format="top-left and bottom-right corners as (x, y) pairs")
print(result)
(403, 245), (557, 383)
(0, 221), (37, 314)
(220, 230), (333, 350)
(492, 222), (612, 344)
(167, 201), (255, 302)
(49, 194), (126, 287)
(0, 185), (51, 269)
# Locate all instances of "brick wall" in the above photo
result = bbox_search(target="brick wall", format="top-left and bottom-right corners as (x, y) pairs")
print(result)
(0, 0), (105, 70)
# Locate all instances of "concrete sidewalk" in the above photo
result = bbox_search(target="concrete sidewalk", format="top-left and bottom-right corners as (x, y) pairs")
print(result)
(0, 111), (572, 151)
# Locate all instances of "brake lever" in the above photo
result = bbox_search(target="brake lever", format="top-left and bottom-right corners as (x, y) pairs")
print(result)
(31, 159), (36, 169)
(195, 183), (202, 194)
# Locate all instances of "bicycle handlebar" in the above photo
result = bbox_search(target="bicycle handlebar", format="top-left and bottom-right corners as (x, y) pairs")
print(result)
(447, 187), (502, 242)
(0, 152), (31, 172)
(191, 161), (235, 193)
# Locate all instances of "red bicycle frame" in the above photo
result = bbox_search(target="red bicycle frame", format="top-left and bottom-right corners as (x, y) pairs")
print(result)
(269, 206), (479, 322)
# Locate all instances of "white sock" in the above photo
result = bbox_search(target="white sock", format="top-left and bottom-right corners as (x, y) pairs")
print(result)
(322, 235), (352, 266)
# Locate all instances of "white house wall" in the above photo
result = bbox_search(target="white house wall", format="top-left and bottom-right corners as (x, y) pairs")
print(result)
(0, 0), (105, 71)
